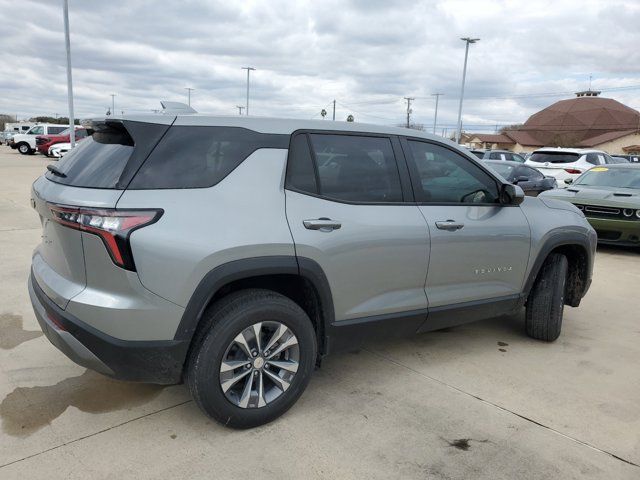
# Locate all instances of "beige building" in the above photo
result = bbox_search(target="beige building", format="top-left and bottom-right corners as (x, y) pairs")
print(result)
(467, 91), (640, 155)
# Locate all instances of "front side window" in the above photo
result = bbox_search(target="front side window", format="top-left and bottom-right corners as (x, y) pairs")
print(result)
(407, 140), (499, 204)
(28, 126), (44, 135)
(521, 166), (544, 180)
(307, 134), (402, 203)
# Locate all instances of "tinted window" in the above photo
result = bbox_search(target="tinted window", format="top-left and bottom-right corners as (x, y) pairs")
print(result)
(46, 122), (135, 188)
(286, 134), (318, 194)
(489, 152), (503, 160)
(529, 152), (580, 164)
(585, 153), (599, 165)
(76, 129), (88, 139)
(49, 126), (66, 134)
(407, 141), (499, 204)
(130, 127), (287, 189)
(307, 134), (402, 203)
(488, 162), (515, 180)
(521, 166), (543, 180)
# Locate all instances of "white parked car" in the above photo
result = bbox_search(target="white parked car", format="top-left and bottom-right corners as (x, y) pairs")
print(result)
(48, 142), (72, 158)
(9, 124), (67, 154)
(525, 148), (618, 186)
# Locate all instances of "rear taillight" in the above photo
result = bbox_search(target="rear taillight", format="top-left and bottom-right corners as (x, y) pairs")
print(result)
(48, 204), (162, 271)
(564, 168), (582, 174)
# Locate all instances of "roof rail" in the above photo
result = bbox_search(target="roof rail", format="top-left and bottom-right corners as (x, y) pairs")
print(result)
(159, 101), (197, 115)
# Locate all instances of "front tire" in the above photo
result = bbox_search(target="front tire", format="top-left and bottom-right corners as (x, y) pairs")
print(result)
(17, 143), (32, 155)
(186, 289), (317, 429)
(525, 253), (568, 341)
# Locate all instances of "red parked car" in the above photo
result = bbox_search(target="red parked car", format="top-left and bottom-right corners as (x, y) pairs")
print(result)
(36, 127), (90, 156)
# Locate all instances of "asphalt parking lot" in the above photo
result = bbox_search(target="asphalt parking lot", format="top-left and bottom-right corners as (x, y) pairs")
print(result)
(0, 147), (638, 479)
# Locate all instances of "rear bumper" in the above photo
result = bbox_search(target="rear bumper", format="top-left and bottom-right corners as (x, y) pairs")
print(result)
(29, 272), (188, 384)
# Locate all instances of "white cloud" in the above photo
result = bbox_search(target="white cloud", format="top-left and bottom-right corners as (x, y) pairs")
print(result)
(0, 0), (639, 133)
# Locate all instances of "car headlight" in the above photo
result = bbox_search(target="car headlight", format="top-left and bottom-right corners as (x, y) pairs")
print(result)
(636, 210), (640, 219)
(623, 209), (634, 217)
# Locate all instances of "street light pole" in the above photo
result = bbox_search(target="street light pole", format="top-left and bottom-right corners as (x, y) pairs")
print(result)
(241, 67), (256, 115)
(185, 87), (194, 106)
(236, 105), (245, 115)
(62, 0), (75, 147)
(431, 93), (443, 134)
(110, 94), (116, 116)
(455, 37), (479, 144)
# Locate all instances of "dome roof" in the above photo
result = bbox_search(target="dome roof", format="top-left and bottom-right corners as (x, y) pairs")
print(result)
(519, 96), (640, 145)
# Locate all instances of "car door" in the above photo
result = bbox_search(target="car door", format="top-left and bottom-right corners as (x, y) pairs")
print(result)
(285, 132), (430, 322)
(401, 138), (531, 309)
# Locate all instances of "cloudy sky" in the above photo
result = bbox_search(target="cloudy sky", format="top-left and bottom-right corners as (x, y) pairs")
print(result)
(1, 0), (639, 133)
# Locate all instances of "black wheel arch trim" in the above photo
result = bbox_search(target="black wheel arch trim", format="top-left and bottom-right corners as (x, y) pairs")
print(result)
(174, 256), (335, 355)
(522, 231), (594, 306)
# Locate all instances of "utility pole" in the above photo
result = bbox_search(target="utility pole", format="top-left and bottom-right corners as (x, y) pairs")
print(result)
(185, 87), (194, 106)
(404, 97), (414, 128)
(332, 99), (336, 121)
(236, 105), (245, 115)
(456, 37), (479, 144)
(431, 93), (443, 134)
(63, 0), (75, 147)
(110, 94), (116, 117)
(241, 67), (256, 115)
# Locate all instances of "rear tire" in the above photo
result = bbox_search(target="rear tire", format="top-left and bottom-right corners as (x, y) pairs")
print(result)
(525, 253), (568, 341)
(186, 289), (316, 429)
(17, 143), (31, 155)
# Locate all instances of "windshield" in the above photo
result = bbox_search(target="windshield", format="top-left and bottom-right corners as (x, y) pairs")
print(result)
(529, 152), (580, 163)
(575, 167), (640, 189)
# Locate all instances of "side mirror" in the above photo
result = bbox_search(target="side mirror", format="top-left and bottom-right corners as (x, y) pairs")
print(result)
(514, 176), (529, 184)
(564, 178), (573, 185)
(501, 183), (525, 205)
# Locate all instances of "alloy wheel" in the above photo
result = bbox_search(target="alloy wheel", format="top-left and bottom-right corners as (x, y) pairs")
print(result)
(219, 321), (300, 409)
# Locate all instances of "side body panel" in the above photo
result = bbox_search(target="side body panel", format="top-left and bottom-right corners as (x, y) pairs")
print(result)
(117, 149), (296, 308)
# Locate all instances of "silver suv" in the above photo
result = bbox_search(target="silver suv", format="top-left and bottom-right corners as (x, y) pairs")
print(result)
(29, 113), (596, 428)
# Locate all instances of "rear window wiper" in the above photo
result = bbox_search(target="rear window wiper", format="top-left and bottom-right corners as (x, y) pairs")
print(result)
(47, 164), (67, 178)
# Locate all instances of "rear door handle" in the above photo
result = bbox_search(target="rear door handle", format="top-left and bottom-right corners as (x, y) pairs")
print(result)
(303, 218), (342, 231)
(435, 220), (464, 231)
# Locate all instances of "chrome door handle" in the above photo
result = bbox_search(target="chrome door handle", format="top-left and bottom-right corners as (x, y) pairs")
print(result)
(303, 218), (342, 231)
(435, 220), (464, 231)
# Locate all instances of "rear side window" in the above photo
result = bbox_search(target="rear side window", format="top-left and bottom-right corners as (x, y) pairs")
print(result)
(529, 152), (580, 163)
(129, 127), (288, 189)
(306, 134), (403, 203)
(49, 126), (66, 134)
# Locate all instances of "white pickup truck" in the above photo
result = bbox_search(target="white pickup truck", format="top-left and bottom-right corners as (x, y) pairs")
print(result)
(9, 124), (67, 154)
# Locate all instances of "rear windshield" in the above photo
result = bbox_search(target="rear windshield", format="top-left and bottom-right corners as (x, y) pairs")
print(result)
(46, 122), (134, 188)
(529, 152), (580, 163)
